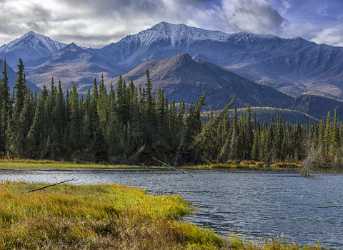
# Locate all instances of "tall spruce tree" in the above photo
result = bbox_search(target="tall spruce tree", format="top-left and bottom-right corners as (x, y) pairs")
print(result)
(0, 60), (10, 154)
(14, 59), (26, 118)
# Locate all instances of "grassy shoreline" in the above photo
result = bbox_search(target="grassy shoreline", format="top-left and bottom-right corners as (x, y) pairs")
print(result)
(0, 182), (221, 249)
(0, 182), (321, 249)
(0, 159), (342, 173)
(0, 159), (168, 171)
(182, 161), (302, 171)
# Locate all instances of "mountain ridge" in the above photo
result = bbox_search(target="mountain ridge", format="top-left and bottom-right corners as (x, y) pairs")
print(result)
(96, 22), (343, 99)
(0, 31), (66, 68)
(117, 53), (294, 109)
(2, 22), (343, 102)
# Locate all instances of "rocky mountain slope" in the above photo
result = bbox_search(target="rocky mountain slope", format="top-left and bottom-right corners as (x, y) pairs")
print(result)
(294, 94), (343, 119)
(27, 43), (119, 91)
(118, 54), (294, 109)
(2, 22), (343, 99)
(101, 22), (343, 98)
(0, 31), (66, 68)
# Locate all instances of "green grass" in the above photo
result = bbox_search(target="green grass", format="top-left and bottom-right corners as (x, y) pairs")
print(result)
(0, 159), (159, 170)
(0, 182), (323, 250)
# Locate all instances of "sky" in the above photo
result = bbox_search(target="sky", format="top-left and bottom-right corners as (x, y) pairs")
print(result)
(1, 0), (343, 47)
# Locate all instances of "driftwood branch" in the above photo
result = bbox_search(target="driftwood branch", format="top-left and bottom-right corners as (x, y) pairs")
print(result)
(27, 179), (76, 193)
(152, 157), (193, 176)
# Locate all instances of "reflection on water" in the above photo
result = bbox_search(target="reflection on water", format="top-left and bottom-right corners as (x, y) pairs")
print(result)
(0, 170), (343, 249)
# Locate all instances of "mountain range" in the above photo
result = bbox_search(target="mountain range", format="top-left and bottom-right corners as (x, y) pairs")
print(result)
(118, 53), (293, 110)
(1, 22), (343, 118)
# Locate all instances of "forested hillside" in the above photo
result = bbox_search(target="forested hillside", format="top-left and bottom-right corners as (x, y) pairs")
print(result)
(0, 60), (342, 167)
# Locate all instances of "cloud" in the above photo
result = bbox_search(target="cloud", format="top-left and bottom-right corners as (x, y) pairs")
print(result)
(0, 0), (53, 36)
(0, 0), (228, 47)
(0, 0), (341, 47)
(222, 0), (285, 34)
(312, 26), (343, 47)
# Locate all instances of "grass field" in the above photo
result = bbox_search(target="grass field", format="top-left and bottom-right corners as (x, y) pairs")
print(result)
(0, 182), (321, 250)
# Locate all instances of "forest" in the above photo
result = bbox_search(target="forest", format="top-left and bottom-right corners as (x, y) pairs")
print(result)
(0, 59), (341, 167)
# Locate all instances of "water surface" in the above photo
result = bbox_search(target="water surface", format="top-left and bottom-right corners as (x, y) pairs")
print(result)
(0, 170), (342, 249)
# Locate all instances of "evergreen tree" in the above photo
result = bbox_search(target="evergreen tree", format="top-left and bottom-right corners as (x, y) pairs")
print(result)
(3, 59), (343, 167)
(0, 60), (10, 154)
(12, 94), (33, 157)
(68, 84), (81, 154)
(27, 94), (45, 158)
(14, 59), (27, 119)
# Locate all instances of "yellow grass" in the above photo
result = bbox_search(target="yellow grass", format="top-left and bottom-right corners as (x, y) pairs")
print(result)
(0, 159), (324, 173)
(0, 182), (322, 250)
(0, 159), (150, 170)
(229, 235), (321, 250)
(0, 182), (223, 250)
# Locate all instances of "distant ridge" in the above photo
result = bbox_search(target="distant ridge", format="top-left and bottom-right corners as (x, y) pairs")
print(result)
(203, 107), (319, 123)
(117, 53), (294, 109)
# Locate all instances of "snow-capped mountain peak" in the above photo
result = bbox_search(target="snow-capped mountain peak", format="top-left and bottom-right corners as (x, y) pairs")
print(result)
(0, 31), (66, 67)
(1, 31), (66, 54)
(121, 22), (231, 47)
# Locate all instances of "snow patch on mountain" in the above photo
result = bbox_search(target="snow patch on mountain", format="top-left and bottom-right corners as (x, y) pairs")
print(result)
(0, 31), (65, 54)
(120, 22), (231, 47)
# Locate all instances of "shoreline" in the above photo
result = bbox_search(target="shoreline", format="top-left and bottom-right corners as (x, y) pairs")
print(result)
(0, 159), (342, 173)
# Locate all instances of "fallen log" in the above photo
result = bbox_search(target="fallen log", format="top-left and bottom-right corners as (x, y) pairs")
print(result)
(27, 179), (76, 193)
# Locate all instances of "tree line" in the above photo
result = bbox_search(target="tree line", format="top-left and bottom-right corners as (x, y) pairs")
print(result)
(0, 60), (342, 167)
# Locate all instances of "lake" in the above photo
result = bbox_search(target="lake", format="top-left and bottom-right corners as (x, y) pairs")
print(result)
(0, 170), (342, 249)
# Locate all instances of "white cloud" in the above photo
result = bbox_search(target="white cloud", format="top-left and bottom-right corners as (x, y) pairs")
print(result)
(312, 26), (343, 47)
(0, 0), (228, 47)
(222, 0), (285, 34)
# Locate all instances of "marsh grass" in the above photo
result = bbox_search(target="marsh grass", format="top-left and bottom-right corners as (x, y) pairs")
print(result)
(0, 182), (323, 250)
(0, 159), (145, 170)
(0, 182), (223, 250)
(0, 182), (320, 250)
(229, 236), (321, 250)
(0, 159), (338, 173)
